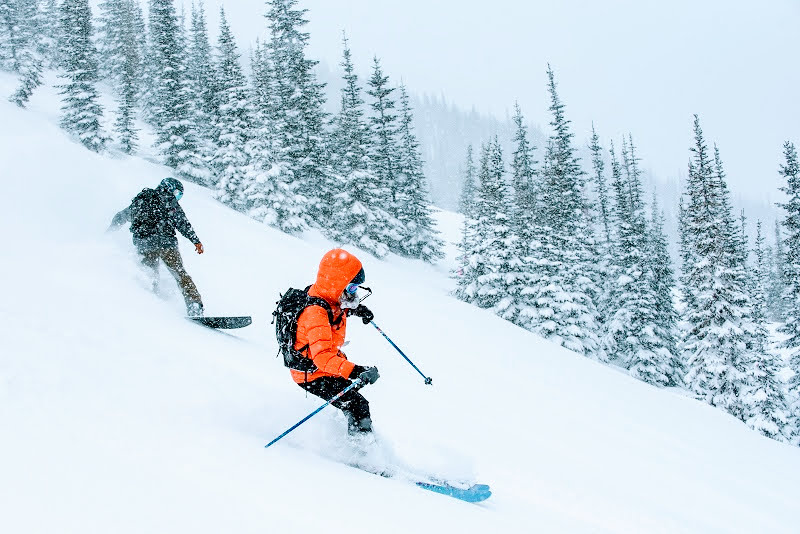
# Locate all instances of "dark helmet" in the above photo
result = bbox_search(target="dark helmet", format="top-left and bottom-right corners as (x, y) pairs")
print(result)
(159, 177), (184, 194)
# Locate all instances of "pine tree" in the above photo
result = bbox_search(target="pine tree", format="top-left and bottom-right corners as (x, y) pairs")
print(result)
(322, 34), (398, 255)
(148, 0), (209, 183)
(213, 7), (254, 210)
(57, 0), (107, 152)
(458, 144), (478, 217)
(510, 102), (538, 236)
(740, 220), (791, 441)
(763, 223), (784, 322)
(114, 19), (139, 153)
(243, 38), (305, 234)
(604, 136), (675, 385)
(649, 193), (683, 386)
(36, 0), (60, 68)
(97, 0), (126, 84)
(395, 84), (444, 262)
(102, 0), (141, 152)
(715, 148), (763, 419)
(776, 141), (800, 441)
(1, 0), (21, 70)
(587, 126), (615, 333)
(680, 116), (751, 414)
(454, 145), (479, 301)
(266, 0), (328, 226)
(589, 124), (612, 245)
(330, 33), (371, 176)
(521, 66), (600, 357)
(186, 0), (218, 145)
(366, 57), (403, 218)
(467, 138), (521, 317)
(6, 0), (43, 107)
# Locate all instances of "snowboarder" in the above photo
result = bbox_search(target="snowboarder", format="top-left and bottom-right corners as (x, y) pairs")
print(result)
(108, 177), (205, 317)
(292, 249), (379, 434)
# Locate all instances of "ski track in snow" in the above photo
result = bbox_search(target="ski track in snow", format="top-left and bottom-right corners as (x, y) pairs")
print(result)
(1, 72), (799, 533)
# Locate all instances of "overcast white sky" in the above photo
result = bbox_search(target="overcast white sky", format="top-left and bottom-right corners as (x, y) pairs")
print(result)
(213, 0), (798, 203)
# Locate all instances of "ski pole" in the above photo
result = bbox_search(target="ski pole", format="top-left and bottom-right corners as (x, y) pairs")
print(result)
(265, 378), (364, 449)
(370, 321), (433, 385)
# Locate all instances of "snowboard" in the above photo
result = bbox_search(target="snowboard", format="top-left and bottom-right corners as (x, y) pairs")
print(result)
(186, 316), (252, 329)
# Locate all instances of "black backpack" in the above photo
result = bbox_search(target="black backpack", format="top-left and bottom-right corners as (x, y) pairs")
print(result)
(130, 188), (167, 238)
(272, 286), (338, 372)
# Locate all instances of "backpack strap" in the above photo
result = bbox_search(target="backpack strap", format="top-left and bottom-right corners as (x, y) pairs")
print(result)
(294, 288), (341, 358)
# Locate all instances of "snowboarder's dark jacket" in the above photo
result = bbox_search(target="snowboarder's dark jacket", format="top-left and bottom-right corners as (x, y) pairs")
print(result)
(110, 187), (200, 252)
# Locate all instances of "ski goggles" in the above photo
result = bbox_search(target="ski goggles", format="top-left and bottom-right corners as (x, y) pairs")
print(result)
(173, 189), (183, 201)
(345, 282), (360, 295)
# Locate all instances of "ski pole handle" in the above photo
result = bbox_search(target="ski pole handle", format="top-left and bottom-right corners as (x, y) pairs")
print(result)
(265, 378), (364, 449)
(370, 321), (433, 385)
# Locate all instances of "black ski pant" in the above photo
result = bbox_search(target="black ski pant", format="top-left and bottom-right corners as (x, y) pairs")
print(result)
(138, 247), (203, 310)
(297, 376), (371, 425)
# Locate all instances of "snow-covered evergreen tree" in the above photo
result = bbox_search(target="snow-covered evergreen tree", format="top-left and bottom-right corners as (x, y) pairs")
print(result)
(147, 0), (209, 183)
(97, 0), (127, 85)
(395, 84), (444, 262)
(510, 102), (538, 235)
(242, 38), (305, 234)
(459, 144), (478, 217)
(266, 0), (327, 226)
(520, 66), (600, 357)
(114, 19), (139, 153)
(7, 0), (43, 107)
(57, 0), (107, 152)
(1, 0), (22, 70)
(466, 138), (521, 317)
(589, 124), (612, 245)
(740, 220), (791, 441)
(366, 57), (402, 220)
(212, 7), (254, 210)
(586, 126), (615, 334)
(186, 0), (218, 148)
(321, 34), (397, 255)
(99, 0), (141, 152)
(454, 145), (479, 301)
(680, 116), (753, 414)
(776, 141), (800, 441)
(506, 102), (544, 331)
(648, 193), (682, 385)
(35, 0), (60, 68)
(770, 221), (787, 321)
(330, 33), (370, 176)
(604, 136), (675, 385)
(0, 0), (14, 68)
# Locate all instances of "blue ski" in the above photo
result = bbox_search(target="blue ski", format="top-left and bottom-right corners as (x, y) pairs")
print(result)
(415, 481), (492, 503)
(347, 462), (491, 503)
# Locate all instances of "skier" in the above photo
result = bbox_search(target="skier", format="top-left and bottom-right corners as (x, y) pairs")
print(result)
(108, 177), (205, 317)
(293, 249), (379, 434)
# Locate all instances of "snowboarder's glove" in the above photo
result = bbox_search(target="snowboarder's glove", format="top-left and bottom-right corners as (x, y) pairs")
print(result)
(351, 304), (374, 324)
(195, 242), (204, 254)
(350, 365), (379, 385)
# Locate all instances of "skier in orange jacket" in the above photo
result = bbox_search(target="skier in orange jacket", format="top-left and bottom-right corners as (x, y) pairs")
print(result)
(293, 249), (378, 433)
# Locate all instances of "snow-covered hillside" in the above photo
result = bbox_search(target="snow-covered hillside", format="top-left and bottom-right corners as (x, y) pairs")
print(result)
(2, 74), (799, 534)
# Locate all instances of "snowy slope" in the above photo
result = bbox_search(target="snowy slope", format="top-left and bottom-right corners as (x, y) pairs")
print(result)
(1, 74), (799, 534)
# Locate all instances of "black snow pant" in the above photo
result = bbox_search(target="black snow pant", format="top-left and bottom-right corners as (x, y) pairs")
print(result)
(138, 247), (203, 311)
(298, 377), (372, 432)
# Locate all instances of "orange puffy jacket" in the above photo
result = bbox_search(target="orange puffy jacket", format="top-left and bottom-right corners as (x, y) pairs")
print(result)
(290, 249), (363, 384)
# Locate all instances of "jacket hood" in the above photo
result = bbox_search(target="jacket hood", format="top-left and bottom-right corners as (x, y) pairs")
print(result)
(311, 249), (363, 304)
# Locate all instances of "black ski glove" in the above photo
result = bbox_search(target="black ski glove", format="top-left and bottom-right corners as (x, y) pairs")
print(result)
(350, 304), (374, 324)
(350, 365), (380, 385)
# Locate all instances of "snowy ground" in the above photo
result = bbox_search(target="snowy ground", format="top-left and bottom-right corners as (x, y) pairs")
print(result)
(2, 73), (799, 533)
